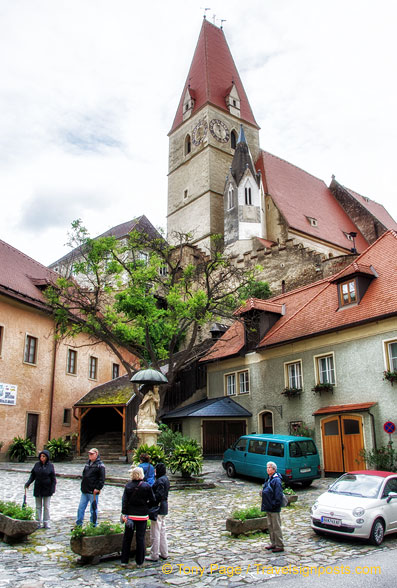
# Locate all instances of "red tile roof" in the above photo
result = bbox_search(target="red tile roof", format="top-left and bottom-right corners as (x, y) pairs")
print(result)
(234, 298), (284, 316)
(256, 151), (369, 253)
(202, 230), (397, 361)
(169, 19), (258, 134)
(312, 402), (376, 415)
(0, 239), (57, 310)
(330, 262), (376, 282)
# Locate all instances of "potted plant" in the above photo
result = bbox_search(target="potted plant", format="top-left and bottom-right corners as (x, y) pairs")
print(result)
(168, 440), (203, 479)
(383, 370), (397, 385)
(282, 387), (302, 398)
(226, 505), (268, 537)
(312, 382), (334, 394)
(132, 443), (166, 467)
(8, 436), (36, 462)
(70, 521), (151, 564)
(45, 437), (72, 461)
(0, 500), (39, 543)
(283, 485), (298, 505)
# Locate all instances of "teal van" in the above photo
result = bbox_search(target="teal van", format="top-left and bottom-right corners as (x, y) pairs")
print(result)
(222, 434), (321, 486)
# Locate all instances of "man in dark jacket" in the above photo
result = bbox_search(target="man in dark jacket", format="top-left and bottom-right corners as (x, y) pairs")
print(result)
(146, 462), (170, 561)
(261, 461), (284, 552)
(75, 448), (105, 526)
(25, 449), (56, 529)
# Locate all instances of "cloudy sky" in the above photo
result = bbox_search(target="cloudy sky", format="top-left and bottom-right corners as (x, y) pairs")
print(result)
(1, 0), (396, 266)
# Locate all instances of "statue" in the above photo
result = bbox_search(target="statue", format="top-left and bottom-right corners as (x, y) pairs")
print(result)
(136, 388), (160, 430)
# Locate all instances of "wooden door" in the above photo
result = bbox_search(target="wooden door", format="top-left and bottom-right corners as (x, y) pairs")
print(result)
(26, 413), (39, 447)
(321, 416), (343, 472)
(203, 420), (246, 456)
(341, 415), (365, 470)
(262, 411), (273, 434)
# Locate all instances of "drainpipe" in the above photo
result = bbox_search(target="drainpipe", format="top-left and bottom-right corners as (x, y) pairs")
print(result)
(48, 338), (58, 441)
(368, 410), (377, 450)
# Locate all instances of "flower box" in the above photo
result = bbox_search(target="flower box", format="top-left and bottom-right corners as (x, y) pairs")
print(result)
(70, 529), (150, 564)
(383, 370), (397, 385)
(282, 387), (302, 398)
(0, 512), (39, 543)
(312, 383), (334, 394)
(226, 516), (268, 537)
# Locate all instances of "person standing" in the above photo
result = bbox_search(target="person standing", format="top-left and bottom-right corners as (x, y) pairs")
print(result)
(261, 461), (284, 553)
(75, 448), (105, 527)
(146, 462), (170, 562)
(120, 467), (155, 568)
(138, 453), (155, 486)
(25, 449), (56, 529)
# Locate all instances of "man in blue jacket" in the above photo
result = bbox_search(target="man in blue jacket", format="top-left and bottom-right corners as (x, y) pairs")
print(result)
(261, 461), (284, 552)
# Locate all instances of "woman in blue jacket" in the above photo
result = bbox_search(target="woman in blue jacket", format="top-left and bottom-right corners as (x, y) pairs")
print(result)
(25, 450), (56, 529)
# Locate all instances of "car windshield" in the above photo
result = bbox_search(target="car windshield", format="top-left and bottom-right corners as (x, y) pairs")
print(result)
(328, 474), (383, 498)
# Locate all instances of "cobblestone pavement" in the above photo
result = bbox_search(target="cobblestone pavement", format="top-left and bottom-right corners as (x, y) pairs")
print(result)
(0, 461), (396, 587)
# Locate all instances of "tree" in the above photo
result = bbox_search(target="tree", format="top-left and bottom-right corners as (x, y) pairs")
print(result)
(45, 221), (268, 401)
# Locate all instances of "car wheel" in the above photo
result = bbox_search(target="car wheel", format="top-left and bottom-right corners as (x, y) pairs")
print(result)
(300, 480), (312, 488)
(226, 462), (236, 478)
(369, 518), (385, 546)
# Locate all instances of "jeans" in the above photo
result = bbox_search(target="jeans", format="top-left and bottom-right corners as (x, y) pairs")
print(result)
(76, 493), (98, 526)
(35, 496), (51, 526)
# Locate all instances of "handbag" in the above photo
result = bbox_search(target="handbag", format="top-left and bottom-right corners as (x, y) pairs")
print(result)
(148, 505), (160, 521)
(281, 493), (289, 507)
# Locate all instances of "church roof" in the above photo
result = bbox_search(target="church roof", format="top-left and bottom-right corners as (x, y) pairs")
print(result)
(202, 230), (397, 360)
(230, 125), (258, 186)
(0, 239), (56, 311)
(256, 151), (369, 253)
(169, 19), (259, 134)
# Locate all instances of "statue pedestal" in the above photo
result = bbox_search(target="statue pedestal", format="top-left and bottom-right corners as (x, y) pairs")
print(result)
(135, 427), (161, 446)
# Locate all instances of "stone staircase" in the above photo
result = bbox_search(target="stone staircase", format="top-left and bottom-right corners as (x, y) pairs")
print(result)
(78, 432), (125, 462)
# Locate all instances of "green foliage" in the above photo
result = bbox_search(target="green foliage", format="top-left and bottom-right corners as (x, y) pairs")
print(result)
(71, 521), (124, 538)
(383, 370), (397, 384)
(291, 422), (314, 438)
(0, 500), (35, 520)
(157, 425), (185, 460)
(231, 505), (265, 521)
(359, 445), (396, 472)
(8, 436), (36, 462)
(168, 440), (203, 478)
(312, 382), (334, 393)
(132, 444), (166, 466)
(45, 437), (72, 461)
(238, 280), (271, 302)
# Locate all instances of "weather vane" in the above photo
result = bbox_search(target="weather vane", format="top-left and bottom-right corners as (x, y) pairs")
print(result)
(220, 19), (226, 29)
(201, 7), (211, 19)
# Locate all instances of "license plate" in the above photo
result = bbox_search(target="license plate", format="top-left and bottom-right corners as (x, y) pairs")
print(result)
(321, 516), (342, 526)
(300, 467), (311, 473)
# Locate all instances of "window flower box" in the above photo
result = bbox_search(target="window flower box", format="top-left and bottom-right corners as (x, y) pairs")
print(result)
(282, 387), (302, 398)
(383, 370), (397, 385)
(311, 383), (334, 394)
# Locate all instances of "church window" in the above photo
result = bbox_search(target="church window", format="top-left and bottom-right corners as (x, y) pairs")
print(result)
(185, 134), (191, 155)
(227, 187), (234, 210)
(231, 130), (237, 149)
(245, 187), (252, 205)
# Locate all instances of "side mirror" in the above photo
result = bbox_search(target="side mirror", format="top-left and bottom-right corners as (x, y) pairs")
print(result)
(387, 492), (397, 503)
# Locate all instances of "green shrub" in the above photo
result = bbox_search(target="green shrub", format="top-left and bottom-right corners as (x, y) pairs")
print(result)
(8, 436), (36, 462)
(45, 437), (72, 461)
(359, 445), (396, 472)
(291, 422), (314, 438)
(132, 443), (166, 466)
(71, 520), (124, 538)
(231, 505), (266, 521)
(168, 440), (203, 478)
(0, 500), (35, 520)
(157, 425), (185, 460)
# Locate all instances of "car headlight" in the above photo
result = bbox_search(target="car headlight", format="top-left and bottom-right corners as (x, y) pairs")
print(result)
(311, 502), (319, 513)
(352, 507), (365, 517)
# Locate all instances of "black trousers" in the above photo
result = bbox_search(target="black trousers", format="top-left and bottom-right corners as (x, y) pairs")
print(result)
(121, 520), (147, 565)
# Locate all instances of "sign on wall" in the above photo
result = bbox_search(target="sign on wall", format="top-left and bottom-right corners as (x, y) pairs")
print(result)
(0, 383), (17, 405)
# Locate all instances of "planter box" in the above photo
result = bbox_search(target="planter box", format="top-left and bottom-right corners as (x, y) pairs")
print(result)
(226, 516), (268, 537)
(70, 529), (150, 564)
(286, 494), (298, 505)
(0, 512), (39, 543)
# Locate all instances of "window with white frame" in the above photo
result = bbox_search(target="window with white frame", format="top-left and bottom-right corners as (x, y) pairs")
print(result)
(316, 354), (335, 384)
(24, 334), (38, 365)
(89, 356), (98, 380)
(67, 349), (77, 375)
(225, 370), (250, 396)
(285, 360), (302, 389)
(385, 340), (397, 372)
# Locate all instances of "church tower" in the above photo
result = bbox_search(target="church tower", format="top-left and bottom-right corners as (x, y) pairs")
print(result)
(167, 18), (260, 252)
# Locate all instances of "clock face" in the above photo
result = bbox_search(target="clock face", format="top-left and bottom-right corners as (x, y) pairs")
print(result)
(192, 119), (208, 145)
(209, 118), (229, 143)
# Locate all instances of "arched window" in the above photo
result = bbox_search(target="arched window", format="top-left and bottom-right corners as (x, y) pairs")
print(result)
(227, 187), (234, 210)
(245, 186), (252, 205)
(231, 130), (237, 149)
(185, 134), (191, 155)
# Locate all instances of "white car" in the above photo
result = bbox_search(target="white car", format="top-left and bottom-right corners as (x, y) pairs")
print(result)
(311, 470), (397, 545)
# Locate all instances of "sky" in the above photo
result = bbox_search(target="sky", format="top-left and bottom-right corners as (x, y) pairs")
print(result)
(1, 0), (397, 266)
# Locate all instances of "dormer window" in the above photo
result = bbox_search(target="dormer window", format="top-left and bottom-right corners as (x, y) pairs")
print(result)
(339, 279), (357, 306)
(182, 88), (195, 121)
(226, 83), (241, 117)
(307, 217), (318, 227)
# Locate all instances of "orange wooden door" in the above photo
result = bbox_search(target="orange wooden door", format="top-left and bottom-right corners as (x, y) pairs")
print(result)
(341, 415), (365, 470)
(321, 416), (344, 472)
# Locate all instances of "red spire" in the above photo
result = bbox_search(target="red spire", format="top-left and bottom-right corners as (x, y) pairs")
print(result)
(169, 19), (259, 134)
